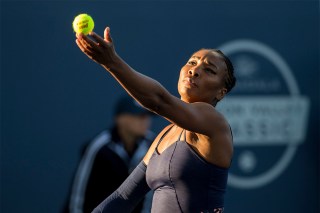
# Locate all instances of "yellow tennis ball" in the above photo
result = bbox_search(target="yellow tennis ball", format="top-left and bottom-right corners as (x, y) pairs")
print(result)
(72, 14), (94, 35)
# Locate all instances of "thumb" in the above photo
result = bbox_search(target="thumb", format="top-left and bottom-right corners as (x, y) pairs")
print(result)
(104, 27), (113, 43)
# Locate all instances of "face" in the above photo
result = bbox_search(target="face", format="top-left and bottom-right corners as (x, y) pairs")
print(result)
(116, 114), (151, 137)
(178, 49), (228, 104)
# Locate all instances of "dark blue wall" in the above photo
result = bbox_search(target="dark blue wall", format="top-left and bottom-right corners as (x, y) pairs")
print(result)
(1, 0), (319, 212)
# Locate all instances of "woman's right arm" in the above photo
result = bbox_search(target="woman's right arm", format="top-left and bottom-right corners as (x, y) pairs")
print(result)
(76, 28), (228, 138)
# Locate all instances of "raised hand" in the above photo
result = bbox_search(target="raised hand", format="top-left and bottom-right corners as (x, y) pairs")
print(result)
(75, 27), (118, 69)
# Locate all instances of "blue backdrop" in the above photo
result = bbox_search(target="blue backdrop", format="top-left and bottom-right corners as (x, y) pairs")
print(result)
(1, 0), (319, 212)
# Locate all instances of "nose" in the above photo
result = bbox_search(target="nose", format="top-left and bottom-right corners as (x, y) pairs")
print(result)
(188, 68), (200, 77)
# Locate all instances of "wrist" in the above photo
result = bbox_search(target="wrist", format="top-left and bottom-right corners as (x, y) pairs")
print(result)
(101, 52), (123, 72)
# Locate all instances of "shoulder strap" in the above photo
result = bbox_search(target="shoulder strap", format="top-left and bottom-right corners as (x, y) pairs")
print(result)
(155, 124), (174, 148)
(177, 129), (185, 141)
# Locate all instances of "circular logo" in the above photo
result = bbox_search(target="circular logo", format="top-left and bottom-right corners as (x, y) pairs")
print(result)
(217, 40), (310, 189)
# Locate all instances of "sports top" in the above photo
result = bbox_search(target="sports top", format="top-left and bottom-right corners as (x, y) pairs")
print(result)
(146, 125), (229, 213)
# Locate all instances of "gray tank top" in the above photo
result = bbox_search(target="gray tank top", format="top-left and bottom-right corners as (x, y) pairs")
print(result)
(146, 125), (229, 213)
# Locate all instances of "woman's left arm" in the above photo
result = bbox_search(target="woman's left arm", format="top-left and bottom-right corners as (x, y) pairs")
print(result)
(92, 161), (150, 213)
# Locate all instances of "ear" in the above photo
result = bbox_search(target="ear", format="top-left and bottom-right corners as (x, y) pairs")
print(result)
(216, 88), (228, 101)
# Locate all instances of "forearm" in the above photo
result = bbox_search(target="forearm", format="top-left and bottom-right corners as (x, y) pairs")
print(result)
(76, 30), (172, 113)
(102, 55), (170, 112)
(92, 161), (150, 213)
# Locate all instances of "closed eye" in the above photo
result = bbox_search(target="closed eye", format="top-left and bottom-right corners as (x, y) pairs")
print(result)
(205, 68), (216, 74)
(187, 60), (197, 66)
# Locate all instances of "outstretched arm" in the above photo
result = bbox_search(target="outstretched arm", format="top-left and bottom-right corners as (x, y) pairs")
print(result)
(76, 27), (170, 114)
(75, 27), (229, 137)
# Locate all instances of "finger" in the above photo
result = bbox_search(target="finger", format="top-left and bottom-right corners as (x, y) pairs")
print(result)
(76, 38), (95, 56)
(78, 33), (98, 49)
(104, 27), (113, 43)
(89, 31), (109, 47)
(77, 35), (97, 52)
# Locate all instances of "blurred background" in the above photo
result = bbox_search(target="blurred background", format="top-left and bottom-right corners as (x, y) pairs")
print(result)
(0, 0), (319, 212)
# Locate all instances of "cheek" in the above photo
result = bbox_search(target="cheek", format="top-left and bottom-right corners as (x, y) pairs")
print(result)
(214, 78), (225, 88)
(211, 74), (226, 87)
(179, 67), (187, 79)
(203, 78), (224, 95)
(132, 119), (150, 134)
(177, 69), (186, 87)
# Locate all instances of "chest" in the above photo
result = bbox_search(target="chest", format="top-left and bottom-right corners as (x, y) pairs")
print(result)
(146, 141), (210, 190)
(156, 128), (201, 154)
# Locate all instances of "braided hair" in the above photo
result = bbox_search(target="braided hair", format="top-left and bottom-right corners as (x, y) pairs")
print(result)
(210, 49), (236, 93)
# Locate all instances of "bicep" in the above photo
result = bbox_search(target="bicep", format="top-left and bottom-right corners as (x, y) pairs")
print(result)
(157, 98), (224, 137)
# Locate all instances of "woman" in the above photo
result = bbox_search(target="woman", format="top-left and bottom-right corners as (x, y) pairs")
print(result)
(75, 27), (236, 213)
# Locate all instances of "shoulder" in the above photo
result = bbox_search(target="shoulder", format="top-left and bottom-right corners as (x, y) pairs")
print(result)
(144, 130), (156, 142)
(81, 130), (114, 159)
(190, 106), (233, 167)
(191, 102), (225, 119)
(88, 130), (112, 150)
(190, 102), (230, 137)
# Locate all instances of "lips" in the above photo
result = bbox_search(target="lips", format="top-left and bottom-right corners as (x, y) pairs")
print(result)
(183, 77), (197, 88)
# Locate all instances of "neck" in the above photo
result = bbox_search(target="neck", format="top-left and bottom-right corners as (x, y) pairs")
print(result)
(212, 98), (219, 107)
(117, 128), (138, 155)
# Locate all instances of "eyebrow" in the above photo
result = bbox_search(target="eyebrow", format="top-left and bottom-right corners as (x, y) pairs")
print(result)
(191, 55), (218, 69)
(191, 55), (200, 59)
(206, 60), (218, 69)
